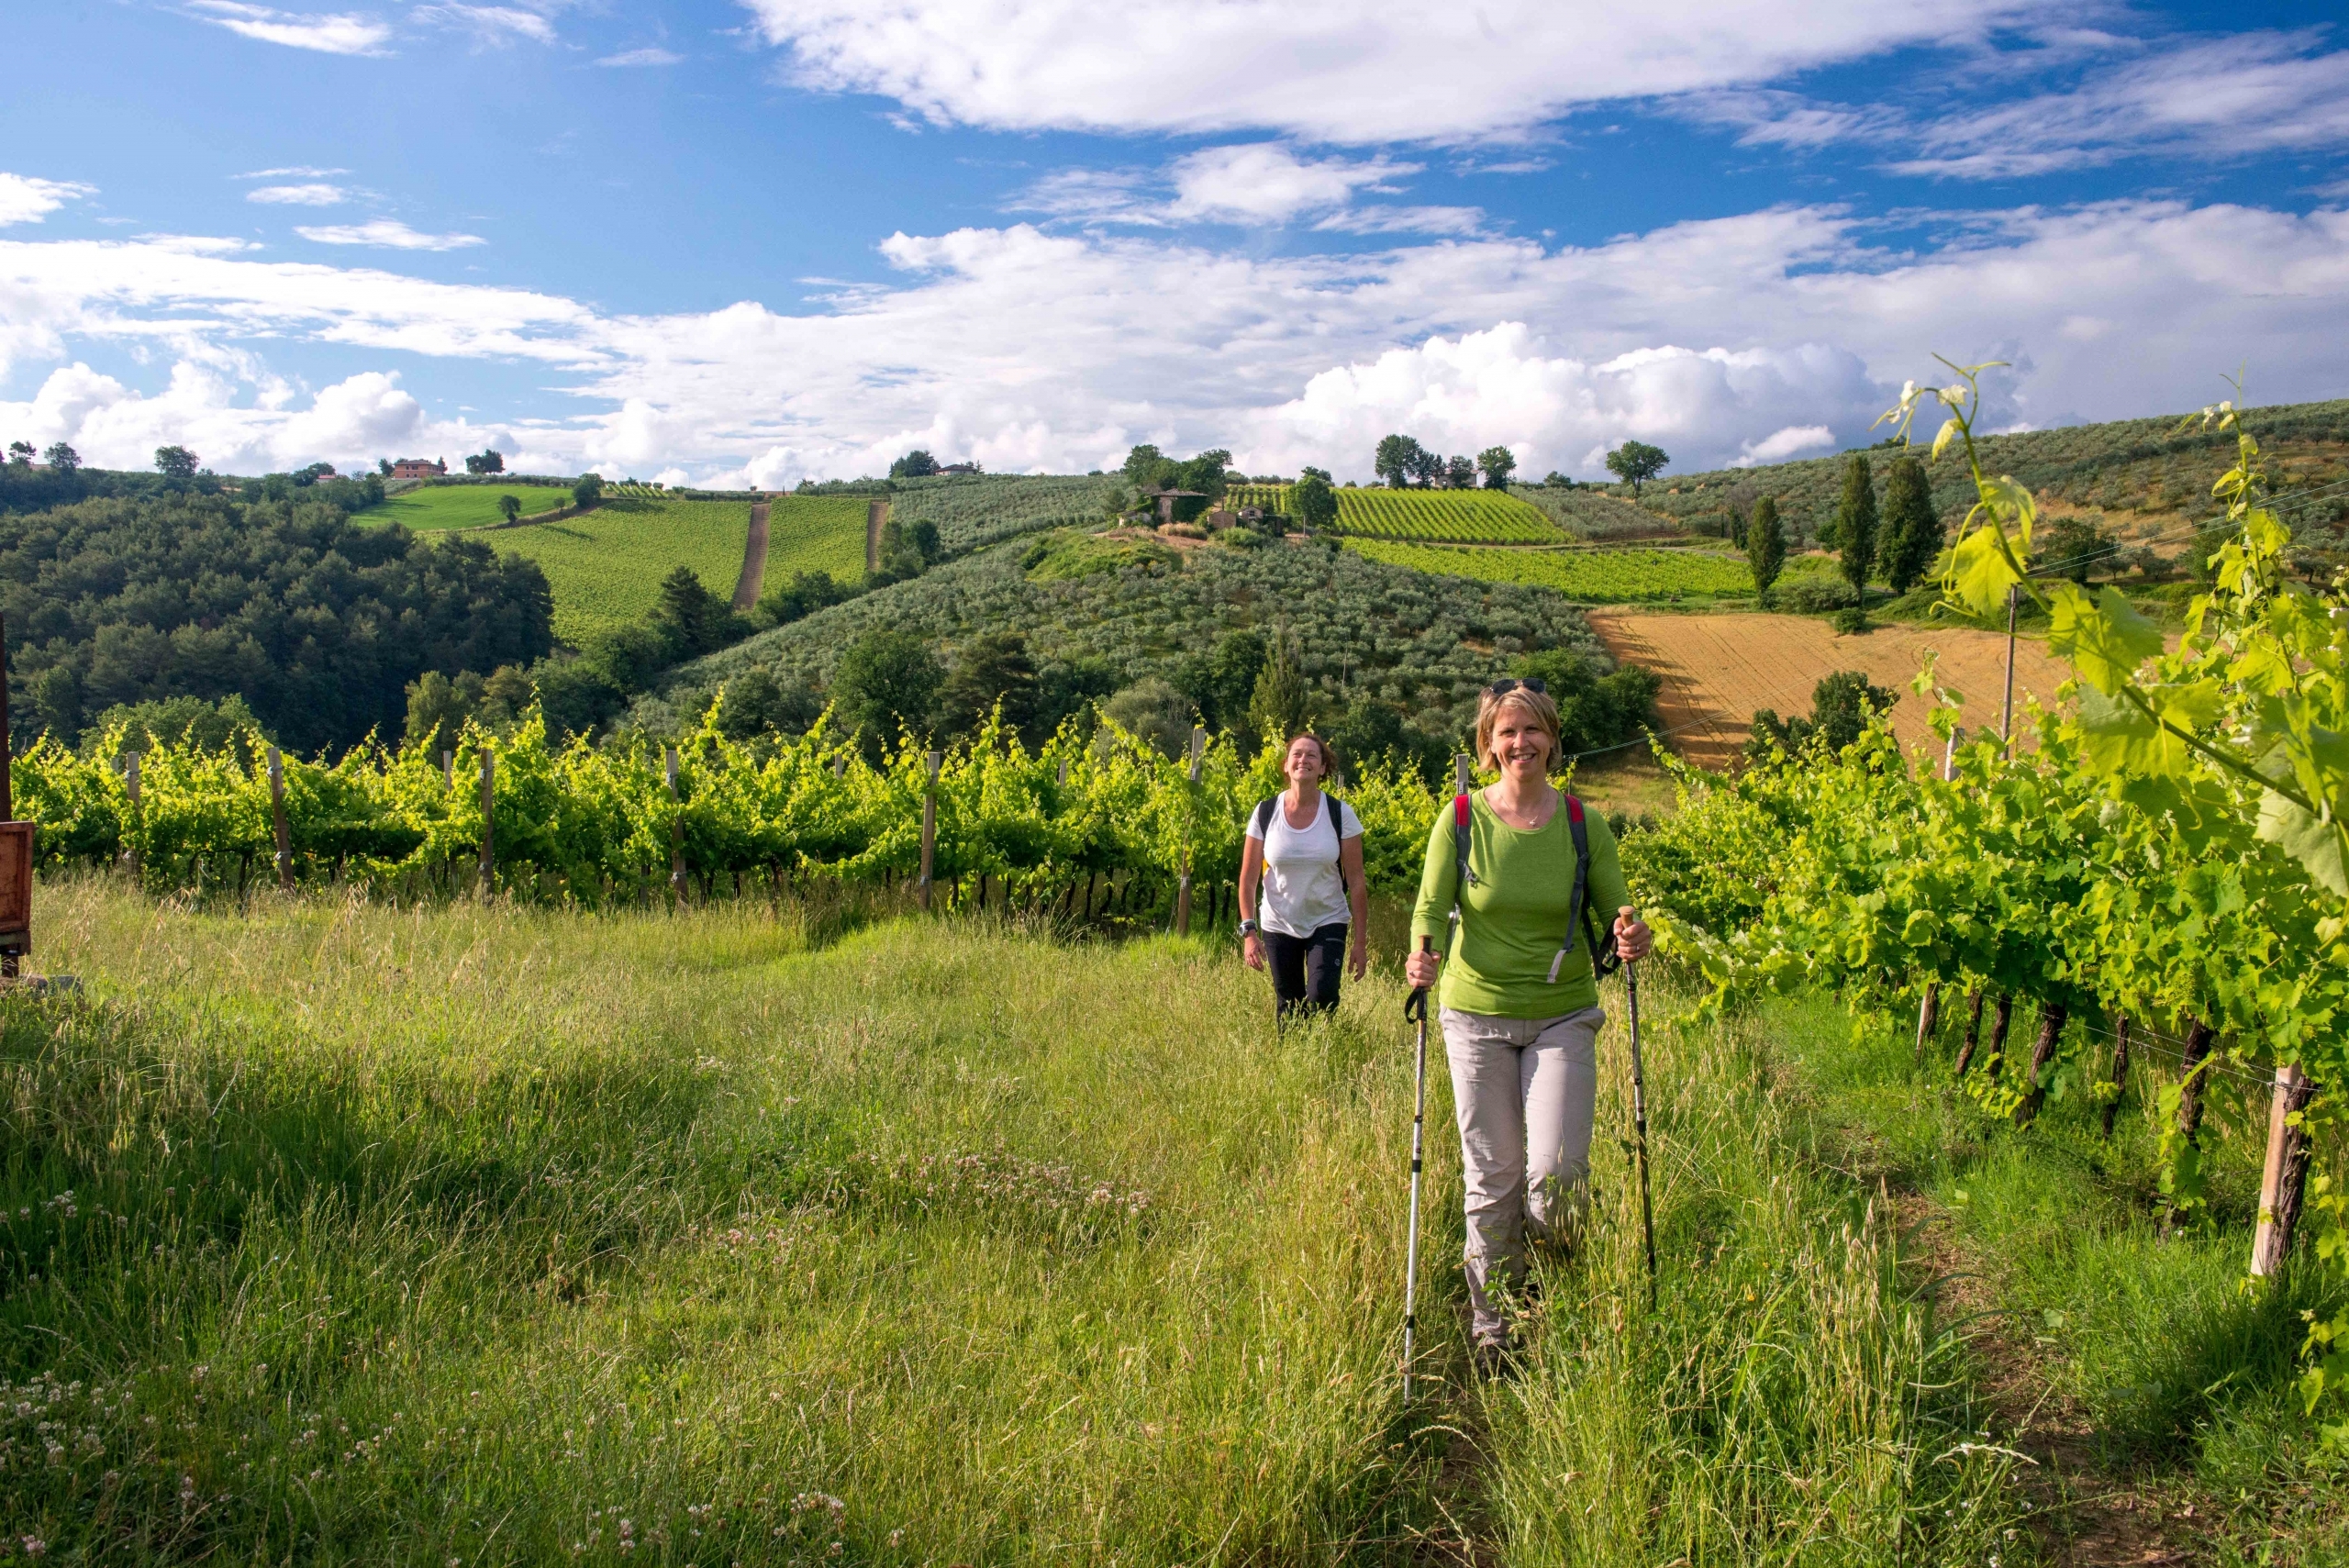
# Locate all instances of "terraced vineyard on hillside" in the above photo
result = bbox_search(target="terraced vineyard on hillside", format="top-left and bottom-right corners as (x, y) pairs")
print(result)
(1227, 484), (1561, 543)
(1345, 539), (1753, 602)
(760, 495), (871, 583)
(891, 474), (1108, 552)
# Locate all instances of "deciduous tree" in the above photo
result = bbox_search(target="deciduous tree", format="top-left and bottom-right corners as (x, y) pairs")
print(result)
(1604, 439), (1668, 497)
(1476, 445), (1517, 488)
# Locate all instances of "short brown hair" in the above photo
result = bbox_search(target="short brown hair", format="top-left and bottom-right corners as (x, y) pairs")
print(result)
(1474, 686), (1562, 773)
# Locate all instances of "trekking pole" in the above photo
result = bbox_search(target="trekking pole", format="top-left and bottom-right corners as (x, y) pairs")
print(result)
(1620, 906), (1657, 1307)
(1402, 935), (1432, 1402)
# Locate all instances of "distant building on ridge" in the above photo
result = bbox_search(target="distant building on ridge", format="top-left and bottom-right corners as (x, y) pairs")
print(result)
(390, 458), (447, 479)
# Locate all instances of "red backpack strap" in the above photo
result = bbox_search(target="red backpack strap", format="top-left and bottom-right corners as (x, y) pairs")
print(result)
(1451, 792), (1475, 913)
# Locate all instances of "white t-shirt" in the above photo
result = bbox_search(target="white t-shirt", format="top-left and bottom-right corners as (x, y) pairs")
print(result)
(1245, 793), (1364, 938)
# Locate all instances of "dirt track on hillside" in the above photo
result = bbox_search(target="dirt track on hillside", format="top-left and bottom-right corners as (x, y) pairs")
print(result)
(734, 501), (769, 611)
(1586, 611), (2075, 770)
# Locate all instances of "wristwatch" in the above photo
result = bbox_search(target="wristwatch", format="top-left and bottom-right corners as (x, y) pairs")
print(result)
(1238, 919), (1259, 938)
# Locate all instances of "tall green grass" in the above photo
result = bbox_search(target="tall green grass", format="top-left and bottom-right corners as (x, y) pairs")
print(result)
(3, 885), (2034, 1562)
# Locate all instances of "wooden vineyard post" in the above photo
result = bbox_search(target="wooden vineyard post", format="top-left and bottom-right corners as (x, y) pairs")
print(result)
(477, 749), (495, 897)
(1175, 726), (1203, 936)
(2100, 1018), (2132, 1140)
(0, 613), (22, 979)
(2014, 1001), (2068, 1126)
(2165, 1018), (2216, 1230)
(1914, 728), (1958, 1068)
(120, 753), (142, 878)
(918, 750), (940, 911)
(2251, 1062), (2317, 1278)
(266, 746), (294, 890)
(441, 750), (453, 790)
(665, 747), (686, 904)
(1057, 757), (1070, 787)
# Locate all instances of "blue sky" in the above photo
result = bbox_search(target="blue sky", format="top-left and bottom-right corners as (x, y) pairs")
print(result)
(5, 0), (2346, 485)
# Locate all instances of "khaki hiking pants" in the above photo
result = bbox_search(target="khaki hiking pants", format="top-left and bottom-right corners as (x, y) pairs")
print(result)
(1440, 1005), (1605, 1347)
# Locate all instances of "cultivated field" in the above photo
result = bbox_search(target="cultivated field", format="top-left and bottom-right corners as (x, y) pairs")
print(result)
(1347, 539), (1753, 602)
(1229, 484), (1562, 544)
(757, 495), (870, 585)
(370, 483), (573, 532)
(1509, 484), (1680, 540)
(1587, 609), (2074, 769)
(495, 497), (751, 641)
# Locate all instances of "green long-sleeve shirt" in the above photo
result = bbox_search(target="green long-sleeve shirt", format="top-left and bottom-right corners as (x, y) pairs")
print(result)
(1409, 790), (1631, 1019)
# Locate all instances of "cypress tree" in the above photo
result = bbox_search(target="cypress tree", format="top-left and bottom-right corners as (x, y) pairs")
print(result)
(1746, 495), (1786, 601)
(1835, 453), (1878, 600)
(1880, 456), (1942, 595)
(1247, 625), (1312, 747)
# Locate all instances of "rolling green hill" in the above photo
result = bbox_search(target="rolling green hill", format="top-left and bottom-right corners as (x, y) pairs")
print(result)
(1229, 483), (1562, 544)
(670, 532), (1613, 738)
(495, 497), (750, 642)
(371, 481), (573, 532)
(1625, 396), (2349, 544)
(886, 473), (1109, 552)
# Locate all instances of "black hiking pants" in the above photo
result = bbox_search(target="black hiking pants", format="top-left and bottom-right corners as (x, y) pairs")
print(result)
(1265, 922), (1348, 1020)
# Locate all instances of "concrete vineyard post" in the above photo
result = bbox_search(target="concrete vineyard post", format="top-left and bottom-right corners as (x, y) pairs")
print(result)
(1057, 757), (1070, 787)
(918, 751), (940, 911)
(478, 750), (495, 897)
(665, 747), (686, 904)
(1175, 726), (1203, 936)
(120, 753), (141, 877)
(441, 751), (453, 790)
(267, 746), (293, 890)
(2252, 1062), (2317, 1277)
(1454, 752), (1473, 796)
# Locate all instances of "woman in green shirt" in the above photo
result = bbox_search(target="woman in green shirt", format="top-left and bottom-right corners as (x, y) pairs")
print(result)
(1405, 679), (1652, 1362)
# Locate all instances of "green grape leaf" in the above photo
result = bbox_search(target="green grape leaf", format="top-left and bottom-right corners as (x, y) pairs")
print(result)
(1946, 523), (2022, 617)
(2047, 584), (2164, 696)
(2256, 789), (2349, 897)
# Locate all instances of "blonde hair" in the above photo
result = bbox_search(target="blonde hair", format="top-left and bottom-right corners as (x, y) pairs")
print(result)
(1475, 686), (1563, 773)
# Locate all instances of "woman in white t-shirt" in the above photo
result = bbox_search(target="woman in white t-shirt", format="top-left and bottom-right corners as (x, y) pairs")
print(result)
(1239, 733), (1369, 1018)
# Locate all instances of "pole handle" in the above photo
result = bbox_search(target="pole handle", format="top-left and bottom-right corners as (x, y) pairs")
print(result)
(1405, 934), (1433, 1020)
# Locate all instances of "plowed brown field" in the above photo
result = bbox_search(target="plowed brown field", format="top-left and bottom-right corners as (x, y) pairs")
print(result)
(1587, 611), (2074, 770)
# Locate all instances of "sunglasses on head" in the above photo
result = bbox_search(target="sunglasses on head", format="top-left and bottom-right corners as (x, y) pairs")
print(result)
(1486, 677), (1548, 696)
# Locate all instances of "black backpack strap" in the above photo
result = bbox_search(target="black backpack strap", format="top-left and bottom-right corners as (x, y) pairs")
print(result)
(1253, 797), (1275, 840)
(1327, 792), (1348, 895)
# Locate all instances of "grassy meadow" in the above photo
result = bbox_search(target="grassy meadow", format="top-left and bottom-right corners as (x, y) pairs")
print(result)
(495, 498), (751, 641)
(2, 881), (2336, 1563)
(372, 484), (574, 532)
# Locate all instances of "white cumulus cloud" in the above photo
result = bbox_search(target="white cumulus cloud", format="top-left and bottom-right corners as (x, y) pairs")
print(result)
(4, 197), (2348, 484)
(295, 218), (486, 250)
(0, 173), (96, 227)
(247, 183), (347, 206)
(186, 2), (393, 55)
(738, 0), (2048, 143)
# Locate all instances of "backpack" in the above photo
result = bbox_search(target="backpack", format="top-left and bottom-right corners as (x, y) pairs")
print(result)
(1450, 791), (1620, 983)
(1253, 793), (1349, 895)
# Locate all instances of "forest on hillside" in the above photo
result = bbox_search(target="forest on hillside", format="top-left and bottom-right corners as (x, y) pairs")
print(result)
(0, 493), (553, 755)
